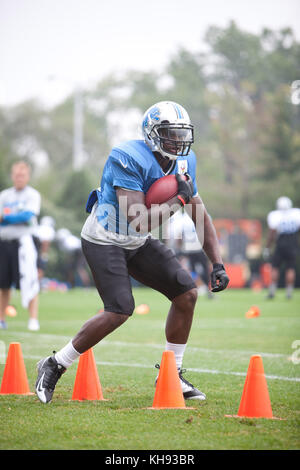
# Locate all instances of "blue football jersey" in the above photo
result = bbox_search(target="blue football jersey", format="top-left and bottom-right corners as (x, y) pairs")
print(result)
(91, 140), (198, 235)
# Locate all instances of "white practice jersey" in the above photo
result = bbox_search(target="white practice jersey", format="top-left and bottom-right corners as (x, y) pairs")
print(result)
(267, 208), (300, 235)
(0, 185), (41, 240)
(167, 210), (202, 253)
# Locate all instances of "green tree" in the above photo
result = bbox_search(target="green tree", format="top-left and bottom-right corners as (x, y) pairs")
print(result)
(202, 22), (300, 217)
(55, 169), (94, 236)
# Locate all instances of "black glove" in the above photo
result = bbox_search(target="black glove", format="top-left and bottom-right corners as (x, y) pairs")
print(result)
(175, 173), (194, 205)
(210, 263), (229, 292)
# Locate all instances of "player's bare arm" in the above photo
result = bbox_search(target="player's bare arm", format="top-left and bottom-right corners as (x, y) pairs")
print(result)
(266, 228), (277, 249)
(116, 188), (181, 233)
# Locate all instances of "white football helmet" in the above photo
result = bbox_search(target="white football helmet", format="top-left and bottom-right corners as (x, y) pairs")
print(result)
(276, 196), (292, 211)
(56, 228), (71, 242)
(40, 216), (55, 228)
(142, 101), (194, 160)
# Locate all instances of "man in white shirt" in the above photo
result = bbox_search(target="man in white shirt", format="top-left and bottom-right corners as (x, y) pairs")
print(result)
(0, 161), (41, 330)
(165, 209), (212, 297)
(264, 196), (300, 299)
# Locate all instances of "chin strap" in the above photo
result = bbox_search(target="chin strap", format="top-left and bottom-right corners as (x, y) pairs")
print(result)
(154, 152), (176, 175)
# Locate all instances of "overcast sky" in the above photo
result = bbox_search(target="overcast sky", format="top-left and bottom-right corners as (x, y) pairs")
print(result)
(0, 0), (299, 107)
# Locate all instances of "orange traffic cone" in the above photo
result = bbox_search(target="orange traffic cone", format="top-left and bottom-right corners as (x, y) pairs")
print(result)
(135, 304), (150, 315)
(149, 351), (187, 409)
(0, 342), (33, 395)
(245, 306), (260, 318)
(71, 348), (105, 401)
(237, 355), (273, 418)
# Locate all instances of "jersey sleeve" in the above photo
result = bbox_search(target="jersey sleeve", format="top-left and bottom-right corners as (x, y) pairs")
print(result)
(110, 152), (144, 192)
(1, 211), (35, 225)
(267, 211), (279, 230)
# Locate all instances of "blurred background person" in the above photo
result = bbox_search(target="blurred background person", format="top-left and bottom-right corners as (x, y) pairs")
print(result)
(56, 228), (90, 288)
(264, 196), (300, 299)
(227, 225), (248, 264)
(0, 161), (41, 330)
(34, 216), (56, 280)
(164, 209), (212, 298)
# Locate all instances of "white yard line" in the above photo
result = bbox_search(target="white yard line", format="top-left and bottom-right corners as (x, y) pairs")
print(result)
(1, 331), (300, 383)
(1, 331), (289, 358)
(12, 354), (300, 384)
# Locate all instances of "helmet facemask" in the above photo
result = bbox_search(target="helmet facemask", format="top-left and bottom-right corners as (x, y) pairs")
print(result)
(151, 123), (194, 160)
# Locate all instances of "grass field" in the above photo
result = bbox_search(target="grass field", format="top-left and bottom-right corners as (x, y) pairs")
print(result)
(0, 287), (299, 451)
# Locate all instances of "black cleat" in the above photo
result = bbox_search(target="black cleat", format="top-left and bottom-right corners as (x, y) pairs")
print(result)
(35, 354), (65, 404)
(266, 292), (275, 300)
(178, 369), (206, 400)
(155, 364), (206, 401)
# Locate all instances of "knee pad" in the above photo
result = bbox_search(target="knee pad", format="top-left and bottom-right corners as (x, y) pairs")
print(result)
(107, 289), (135, 316)
(176, 268), (195, 288)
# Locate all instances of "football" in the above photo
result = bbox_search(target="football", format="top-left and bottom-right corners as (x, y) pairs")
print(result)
(145, 174), (183, 208)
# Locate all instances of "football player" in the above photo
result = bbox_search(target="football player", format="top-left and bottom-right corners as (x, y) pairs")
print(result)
(35, 101), (229, 404)
(264, 196), (300, 299)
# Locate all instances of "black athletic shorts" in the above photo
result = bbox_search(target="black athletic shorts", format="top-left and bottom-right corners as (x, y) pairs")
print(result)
(0, 239), (20, 289)
(81, 237), (196, 315)
(272, 235), (298, 269)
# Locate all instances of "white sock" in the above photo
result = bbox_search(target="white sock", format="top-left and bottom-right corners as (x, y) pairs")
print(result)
(54, 341), (81, 368)
(269, 283), (277, 295)
(165, 341), (187, 371)
(286, 285), (293, 298)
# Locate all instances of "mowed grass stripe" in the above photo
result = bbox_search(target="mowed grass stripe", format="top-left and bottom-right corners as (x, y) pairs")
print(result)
(6, 351), (300, 383)
(1, 329), (290, 359)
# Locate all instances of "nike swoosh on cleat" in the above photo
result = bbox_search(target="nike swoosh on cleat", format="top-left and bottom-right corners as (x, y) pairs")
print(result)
(36, 372), (47, 403)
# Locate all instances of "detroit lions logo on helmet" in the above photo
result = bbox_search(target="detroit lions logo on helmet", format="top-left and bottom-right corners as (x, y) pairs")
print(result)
(149, 107), (160, 121)
(142, 106), (161, 129)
